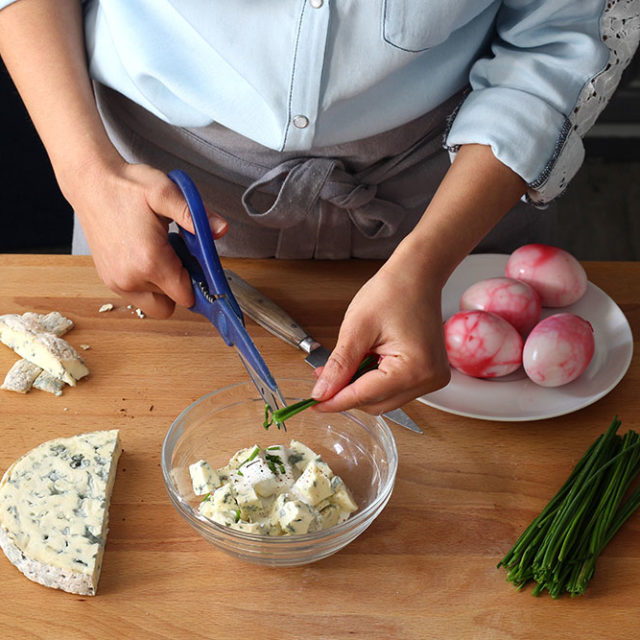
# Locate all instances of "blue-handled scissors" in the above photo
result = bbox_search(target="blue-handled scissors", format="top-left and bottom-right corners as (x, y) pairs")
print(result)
(167, 169), (287, 420)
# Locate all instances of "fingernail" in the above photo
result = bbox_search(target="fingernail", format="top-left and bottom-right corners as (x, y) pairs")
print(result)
(211, 217), (228, 236)
(311, 377), (328, 400)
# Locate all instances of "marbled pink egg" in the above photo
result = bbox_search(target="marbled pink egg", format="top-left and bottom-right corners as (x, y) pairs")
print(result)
(444, 310), (523, 378)
(523, 313), (595, 387)
(505, 244), (587, 307)
(459, 277), (541, 336)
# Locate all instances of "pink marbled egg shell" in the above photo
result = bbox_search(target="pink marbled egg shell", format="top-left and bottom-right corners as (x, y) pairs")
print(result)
(523, 313), (595, 387)
(505, 244), (587, 307)
(444, 310), (523, 378)
(459, 277), (541, 336)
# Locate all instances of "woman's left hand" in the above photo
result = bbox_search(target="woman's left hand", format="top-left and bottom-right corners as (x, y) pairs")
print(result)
(310, 257), (451, 415)
(309, 143), (529, 414)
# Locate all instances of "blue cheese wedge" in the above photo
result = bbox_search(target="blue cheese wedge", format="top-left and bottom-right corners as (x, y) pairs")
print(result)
(191, 440), (357, 536)
(0, 430), (122, 595)
(0, 314), (88, 386)
(1, 311), (78, 395)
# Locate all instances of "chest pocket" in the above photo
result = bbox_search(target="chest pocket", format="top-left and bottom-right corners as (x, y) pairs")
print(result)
(382, 0), (495, 52)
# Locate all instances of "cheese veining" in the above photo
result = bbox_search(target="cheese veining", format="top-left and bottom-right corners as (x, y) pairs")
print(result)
(0, 430), (122, 595)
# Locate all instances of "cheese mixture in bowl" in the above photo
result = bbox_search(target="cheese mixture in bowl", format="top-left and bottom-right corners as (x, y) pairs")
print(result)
(190, 440), (358, 536)
(162, 379), (398, 567)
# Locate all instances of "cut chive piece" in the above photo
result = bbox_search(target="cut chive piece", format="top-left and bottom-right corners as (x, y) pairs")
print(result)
(263, 354), (379, 430)
(237, 446), (260, 470)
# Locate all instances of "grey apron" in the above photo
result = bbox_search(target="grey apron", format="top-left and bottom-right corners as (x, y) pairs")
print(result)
(72, 83), (557, 258)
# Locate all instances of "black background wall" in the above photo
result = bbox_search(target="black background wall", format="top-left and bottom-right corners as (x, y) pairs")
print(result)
(1, 64), (73, 253)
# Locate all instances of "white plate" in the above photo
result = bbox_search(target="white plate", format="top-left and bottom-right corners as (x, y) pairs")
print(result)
(417, 254), (633, 421)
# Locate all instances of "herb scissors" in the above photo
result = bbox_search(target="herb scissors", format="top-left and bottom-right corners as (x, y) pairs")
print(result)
(167, 169), (287, 420)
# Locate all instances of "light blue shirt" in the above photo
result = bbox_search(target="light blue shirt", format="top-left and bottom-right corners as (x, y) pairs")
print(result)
(2, 0), (638, 203)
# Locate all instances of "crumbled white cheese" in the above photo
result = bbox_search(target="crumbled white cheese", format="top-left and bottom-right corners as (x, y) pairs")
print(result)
(191, 441), (357, 536)
(98, 304), (114, 313)
(188, 460), (220, 496)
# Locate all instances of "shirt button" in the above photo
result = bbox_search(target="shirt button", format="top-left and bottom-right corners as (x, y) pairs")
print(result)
(293, 115), (309, 129)
(309, 0), (323, 7)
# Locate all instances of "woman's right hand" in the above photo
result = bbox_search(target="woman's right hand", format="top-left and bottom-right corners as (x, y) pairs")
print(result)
(62, 159), (228, 318)
(1, 0), (230, 318)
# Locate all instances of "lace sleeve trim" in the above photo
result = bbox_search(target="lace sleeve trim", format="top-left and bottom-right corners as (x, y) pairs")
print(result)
(527, 0), (640, 205)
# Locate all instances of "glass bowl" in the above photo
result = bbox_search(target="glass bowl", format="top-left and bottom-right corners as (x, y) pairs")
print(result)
(161, 379), (398, 567)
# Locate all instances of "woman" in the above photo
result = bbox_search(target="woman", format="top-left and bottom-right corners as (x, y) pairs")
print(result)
(0, 0), (637, 414)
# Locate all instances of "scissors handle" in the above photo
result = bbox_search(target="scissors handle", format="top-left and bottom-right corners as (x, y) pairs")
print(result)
(167, 169), (242, 319)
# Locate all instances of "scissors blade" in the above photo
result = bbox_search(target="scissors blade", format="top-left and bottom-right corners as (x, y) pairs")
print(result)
(237, 351), (287, 416)
(209, 296), (286, 414)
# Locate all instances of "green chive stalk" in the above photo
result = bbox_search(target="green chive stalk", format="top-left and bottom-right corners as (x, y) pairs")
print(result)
(498, 417), (640, 598)
(263, 354), (379, 430)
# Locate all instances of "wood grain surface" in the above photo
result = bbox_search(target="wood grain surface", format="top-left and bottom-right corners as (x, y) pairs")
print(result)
(0, 255), (638, 640)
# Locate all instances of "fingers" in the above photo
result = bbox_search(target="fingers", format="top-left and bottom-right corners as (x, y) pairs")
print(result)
(209, 213), (229, 239)
(145, 174), (195, 233)
(314, 354), (450, 415)
(152, 242), (196, 309)
(308, 269), (451, 414)
(145, 171), (228, 237)
(311, 323), (371, 402)
(103, 167), (227, 315)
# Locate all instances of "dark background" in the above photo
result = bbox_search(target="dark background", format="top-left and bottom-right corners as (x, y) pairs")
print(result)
(1, 56), (639, 258)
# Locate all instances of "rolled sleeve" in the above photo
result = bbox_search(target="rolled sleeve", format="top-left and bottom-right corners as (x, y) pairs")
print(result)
(445, 0), (640, 205)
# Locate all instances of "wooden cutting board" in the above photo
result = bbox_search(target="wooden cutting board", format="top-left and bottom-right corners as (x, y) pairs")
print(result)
(0, 255), (638, 640)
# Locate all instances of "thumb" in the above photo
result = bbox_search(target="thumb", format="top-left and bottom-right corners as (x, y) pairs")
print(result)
(311, 331), (370, 402)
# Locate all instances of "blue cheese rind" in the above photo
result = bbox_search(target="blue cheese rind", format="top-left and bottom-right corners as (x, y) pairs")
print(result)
(0, 314), (88, 386)
(1, 359), (43, 394)
(0, 430), (122, 596)
(32, 370), (65, 396)
(22, 312), (74, 337)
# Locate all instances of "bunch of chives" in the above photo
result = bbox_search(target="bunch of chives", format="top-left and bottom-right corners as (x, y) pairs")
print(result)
(498, 417), (640, 597)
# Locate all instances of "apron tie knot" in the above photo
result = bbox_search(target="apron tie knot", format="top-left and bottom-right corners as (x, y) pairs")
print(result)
(241, 156), (404, 239)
